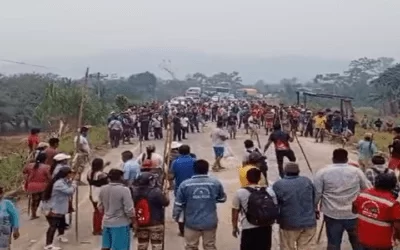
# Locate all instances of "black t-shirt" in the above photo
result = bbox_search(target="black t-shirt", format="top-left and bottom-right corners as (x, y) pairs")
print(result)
(269, 130), (291, 151)
(227, 115), (237, 125)
(172, 117), (181, 128)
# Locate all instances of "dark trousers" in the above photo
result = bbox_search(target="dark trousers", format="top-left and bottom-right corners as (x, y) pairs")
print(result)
(324, 215), (361, 250)
(46, 216), (66, 245)
(173, 128), (182, 141)
(241, 226), (272, 250)
(154, 127), (163, 139)
(275, 150), (296, 178)
(140, 122), (149, 140)
(109, 129), (121, 148)
(182, 127), (188, 139)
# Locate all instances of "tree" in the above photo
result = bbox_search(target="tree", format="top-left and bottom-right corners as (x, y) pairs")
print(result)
(370, 63), (400, 114)
(115, 95), (129, 111)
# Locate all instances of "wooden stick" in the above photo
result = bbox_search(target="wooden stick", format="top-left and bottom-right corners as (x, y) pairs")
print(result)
(317, 219), (325, 243)
(293, 133), (313, 174)
(74, 67), (89, 242)
(161, 123), (172, 250)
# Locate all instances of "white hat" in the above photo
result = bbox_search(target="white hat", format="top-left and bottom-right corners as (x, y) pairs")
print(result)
(171, 141), (182, 149)
(53, 153), (71, 161)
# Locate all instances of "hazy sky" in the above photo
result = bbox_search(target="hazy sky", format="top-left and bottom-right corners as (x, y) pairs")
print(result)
(1, 0), (400, 60)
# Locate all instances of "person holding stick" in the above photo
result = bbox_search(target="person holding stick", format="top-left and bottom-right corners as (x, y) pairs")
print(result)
(314, 148), (371, 250)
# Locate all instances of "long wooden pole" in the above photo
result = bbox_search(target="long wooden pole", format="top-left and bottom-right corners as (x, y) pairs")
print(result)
(161, 123), (172, 250)
(74, 67), (89, 242)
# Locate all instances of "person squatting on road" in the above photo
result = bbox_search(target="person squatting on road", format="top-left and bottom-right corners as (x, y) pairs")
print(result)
(173, 159), (227, 250)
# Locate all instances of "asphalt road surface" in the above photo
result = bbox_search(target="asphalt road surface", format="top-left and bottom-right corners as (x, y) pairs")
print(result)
(13, 126), (355, 250)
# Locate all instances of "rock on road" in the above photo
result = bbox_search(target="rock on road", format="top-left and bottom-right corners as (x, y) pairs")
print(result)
(13, 127), (354, 250)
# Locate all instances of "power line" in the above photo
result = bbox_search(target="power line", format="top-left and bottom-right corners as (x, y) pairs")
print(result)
(0, 58), (56, 70)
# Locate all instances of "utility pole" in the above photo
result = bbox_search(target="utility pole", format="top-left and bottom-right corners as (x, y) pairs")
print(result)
(89, 72), (108, 98)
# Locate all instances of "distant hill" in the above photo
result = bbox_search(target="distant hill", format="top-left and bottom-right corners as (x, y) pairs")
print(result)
(0, 48), (349, 83)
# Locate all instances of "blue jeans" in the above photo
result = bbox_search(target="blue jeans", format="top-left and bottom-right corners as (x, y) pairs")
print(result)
(324, 215), (361, 250)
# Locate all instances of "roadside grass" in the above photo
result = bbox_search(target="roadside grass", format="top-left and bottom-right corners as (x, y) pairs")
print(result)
(354, 128), (392, 153)
(0, 126), (108, 192)
(353, 107), (395, 155)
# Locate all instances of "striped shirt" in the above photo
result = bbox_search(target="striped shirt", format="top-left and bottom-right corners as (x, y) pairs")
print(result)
(314, 163), (372, 219)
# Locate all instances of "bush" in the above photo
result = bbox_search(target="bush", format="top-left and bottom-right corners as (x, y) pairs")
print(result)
(0, 126), (108, 192)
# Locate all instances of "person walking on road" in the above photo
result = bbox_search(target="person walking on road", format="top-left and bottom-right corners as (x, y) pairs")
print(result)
(87, 158), (109, 235)
(173, 159), (227, 250)
(232, 167), (277, 250)
(210, 121), (229, 172)
(98, 169), (136, 250)
(170, 144), (196, 236)
(23, 152), (51, 220)
(314, 148), (371, 250)
(41, 167), (77, 250)
(122, 150), (141, 187)
(132, 172), (170, 250)
(272, 163), (317, 250)
(263, 123), (296, 178)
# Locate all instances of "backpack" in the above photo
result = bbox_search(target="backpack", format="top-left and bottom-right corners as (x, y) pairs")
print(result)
(243, 187), (279, 226)
(141, 154), (153, 169)
(134, 191), (152, 226)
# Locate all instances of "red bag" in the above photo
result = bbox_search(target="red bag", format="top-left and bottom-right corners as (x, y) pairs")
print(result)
(92, 208), (103, 235)
(141, 154), (153, 168)
(135, 198), (151, 226)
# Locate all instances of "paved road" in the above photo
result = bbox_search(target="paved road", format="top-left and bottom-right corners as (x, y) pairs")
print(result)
(13, 127), (355, 250)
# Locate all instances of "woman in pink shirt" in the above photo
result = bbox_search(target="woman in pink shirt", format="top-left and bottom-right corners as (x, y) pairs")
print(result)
(23, 152), (51, 219)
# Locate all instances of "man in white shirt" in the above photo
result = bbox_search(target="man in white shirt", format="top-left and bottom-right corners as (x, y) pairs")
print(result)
(180, 114), (189, 140)
(73, 126), (91, 184)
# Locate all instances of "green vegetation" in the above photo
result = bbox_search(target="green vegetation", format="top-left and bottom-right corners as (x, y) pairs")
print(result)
(0, 126), (108, 192)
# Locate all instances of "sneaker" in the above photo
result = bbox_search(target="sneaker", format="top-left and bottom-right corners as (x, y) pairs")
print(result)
(58, 236), (69, 243)
(44, 245), (62, 250)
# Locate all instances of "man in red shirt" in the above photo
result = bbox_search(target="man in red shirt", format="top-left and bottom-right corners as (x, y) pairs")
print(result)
(353, 170), (400, 249)
(27, 128), (40, 153)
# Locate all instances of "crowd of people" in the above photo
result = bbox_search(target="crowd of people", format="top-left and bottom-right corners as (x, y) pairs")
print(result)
(2, 97), (400, 250)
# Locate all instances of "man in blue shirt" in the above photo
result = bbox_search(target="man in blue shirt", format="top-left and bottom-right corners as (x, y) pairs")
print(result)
(170, 144), (196, 236)
(273, 162), (317, 250)
(173, 159), (226, 249)
(171, 145), (196, 196)
(121, 150), (140, 186)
